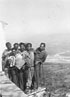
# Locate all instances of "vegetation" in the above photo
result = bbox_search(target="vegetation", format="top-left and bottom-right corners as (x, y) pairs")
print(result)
(41, 62), (70, 96)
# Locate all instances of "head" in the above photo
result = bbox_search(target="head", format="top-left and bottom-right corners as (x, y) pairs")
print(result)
(19, 42), (25, 51)
(13, 43), (19, 50)
(26, 43), (32, 51)
(6, 42), (11, 50)
(40, 43), (46, 51)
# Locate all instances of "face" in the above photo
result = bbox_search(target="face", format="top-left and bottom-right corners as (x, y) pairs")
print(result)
(40, 44), (45, 51)
(20, 44), (25, 51)
(27, 44), (32, 51)
(14, 44), (18, 50)
(6, 43), (11, 50)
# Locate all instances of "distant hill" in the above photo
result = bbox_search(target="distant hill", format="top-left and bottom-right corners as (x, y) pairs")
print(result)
(46, 51), (70, 63)
(59, 51), (70, 57)
(46, 33), (70, 55)
(28, 33), (70, 55)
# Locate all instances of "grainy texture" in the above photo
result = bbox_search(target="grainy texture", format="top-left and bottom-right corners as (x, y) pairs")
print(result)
(42, 62), (70, 97)
(0, 73), (27, 97)
(1, 62), (70, 97)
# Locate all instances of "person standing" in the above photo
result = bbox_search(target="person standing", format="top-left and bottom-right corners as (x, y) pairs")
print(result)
(2, 42), (12, 76)
(10, 43), (20, 87)
(18, 42), (26, 91)
(25, 43), (35, 90)
(34, 43), (47, 89)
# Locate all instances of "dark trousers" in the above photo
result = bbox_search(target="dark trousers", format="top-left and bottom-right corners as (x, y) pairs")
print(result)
(19, 68), (27, 91)
(34, 62), (42, 88)
(5, 61), (20, 88)
(8, 67), (13, 81)
(19, 65), (29, 91)
(9, 66), (28, 91)
(4, 60), (10, 76)
(11, 66), (20, 87)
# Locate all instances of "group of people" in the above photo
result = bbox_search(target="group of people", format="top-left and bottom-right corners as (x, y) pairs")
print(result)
(2, 42), (47, 93)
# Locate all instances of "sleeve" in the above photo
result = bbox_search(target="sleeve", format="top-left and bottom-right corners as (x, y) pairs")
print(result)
(2, 50), (7, 60)
(41, 51), (48, 62)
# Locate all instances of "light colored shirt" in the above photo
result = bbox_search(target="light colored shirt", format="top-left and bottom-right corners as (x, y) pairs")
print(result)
(25, 50), (34, 67)
(2, 49), (12, 70)
(15, 53), (25, 69)
(2, 49), (12, 61)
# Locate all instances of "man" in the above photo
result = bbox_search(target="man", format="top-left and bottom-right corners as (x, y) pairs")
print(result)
(12, 43), (20, 55)
(34, 43), (47, 89)
(18, 42), (34, 91)
(18, 42), (26, 91)
(2, 42), (12, 76)
(25, 43), (35, 91)
(10, 43), (20, 87)
(19, 42), (25, 52)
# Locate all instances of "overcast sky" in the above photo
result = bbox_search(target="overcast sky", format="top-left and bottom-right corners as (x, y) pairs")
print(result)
(0, 0), (70, 46)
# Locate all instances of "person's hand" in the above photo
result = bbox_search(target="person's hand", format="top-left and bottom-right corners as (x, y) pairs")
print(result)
(35, 61), (42, 64)
(4, 68), (8, 75)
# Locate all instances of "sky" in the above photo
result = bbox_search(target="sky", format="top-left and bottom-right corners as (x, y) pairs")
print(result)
(0, 0), (70, 47)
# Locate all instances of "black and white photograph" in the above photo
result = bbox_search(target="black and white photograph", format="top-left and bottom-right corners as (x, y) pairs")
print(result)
(0, 0), (70, 97)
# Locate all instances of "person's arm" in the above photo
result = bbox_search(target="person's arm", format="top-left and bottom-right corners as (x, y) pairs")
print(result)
(2, 50), (7, 60)
(41, 51), (48, 62)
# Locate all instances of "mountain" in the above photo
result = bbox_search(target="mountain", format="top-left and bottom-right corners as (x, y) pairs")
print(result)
(46, 33), (70, 55)
(25, 33), (70, 55)
(46, 51), (70, 63)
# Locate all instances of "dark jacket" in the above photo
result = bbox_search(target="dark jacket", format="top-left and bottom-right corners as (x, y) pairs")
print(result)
(34, 47), (47, 63)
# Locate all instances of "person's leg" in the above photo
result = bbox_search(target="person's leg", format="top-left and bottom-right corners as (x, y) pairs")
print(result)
(27, 68), (32, 88)
(8, 67), (12, 80)
(19, 69), (24, 91)
(30, 67), (35, 89)
(34, 64), (39, 89)
(5, 60), (10, 77)
(12, 66), (19, 87)
(23, 68), (29, 90)
(39, 63), (42, 85)
(9, 67), (13, 82)
(31, 74), (35, 89)
(33, 65), (37, 88)
(39, 63), (41, 77)
(2, 61), (5, 71)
